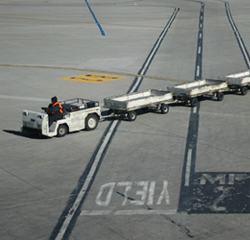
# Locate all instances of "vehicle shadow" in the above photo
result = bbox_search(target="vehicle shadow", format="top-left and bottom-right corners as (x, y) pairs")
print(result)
(3, 129), (49, 139)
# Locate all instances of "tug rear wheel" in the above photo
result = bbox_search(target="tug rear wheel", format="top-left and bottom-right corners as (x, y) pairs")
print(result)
(57, 124), (67, 137)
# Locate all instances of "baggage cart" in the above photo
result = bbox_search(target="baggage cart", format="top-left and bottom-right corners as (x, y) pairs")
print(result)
(103, 89), (174, 121)
(220, 69), (250, 95)
(167, 79), (228, 107)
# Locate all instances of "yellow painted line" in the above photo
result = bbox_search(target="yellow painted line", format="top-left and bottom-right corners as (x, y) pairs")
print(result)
(61, 73), (126, 83)
(0, 64), (187, 83)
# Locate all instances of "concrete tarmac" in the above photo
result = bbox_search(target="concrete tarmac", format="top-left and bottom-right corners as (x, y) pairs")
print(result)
(1, 0), (250, 239)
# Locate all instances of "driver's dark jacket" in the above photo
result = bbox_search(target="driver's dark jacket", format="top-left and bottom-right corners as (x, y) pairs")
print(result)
(47, 102), (63, 119)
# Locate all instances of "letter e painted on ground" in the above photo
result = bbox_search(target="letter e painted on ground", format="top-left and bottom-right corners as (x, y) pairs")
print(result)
(147, 181), (156, 205)
(117, 182), (132, 206)
(130, 181), (149, 206)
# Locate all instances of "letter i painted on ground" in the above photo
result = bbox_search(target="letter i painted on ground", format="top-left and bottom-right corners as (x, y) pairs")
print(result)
(117, 182), (133, 206)
(156, 180), (170, 205)
(130, 181), (149, 206)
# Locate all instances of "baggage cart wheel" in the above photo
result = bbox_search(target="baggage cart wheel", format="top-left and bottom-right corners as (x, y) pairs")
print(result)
(190, 97), (198, 107)
(240, 86), (248, 95)
(216, 92), (224, 101)
(57, 124), (68, 137)
(161, 104), (169, 114)
(127, 111), (137, 121)
(86, 114), (98, 130)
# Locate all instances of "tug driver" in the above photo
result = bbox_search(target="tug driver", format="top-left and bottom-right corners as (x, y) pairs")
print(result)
(47, 96), (63, 127)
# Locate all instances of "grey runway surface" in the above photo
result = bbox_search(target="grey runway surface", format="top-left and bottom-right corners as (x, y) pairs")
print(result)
(1, 0), (250, 239)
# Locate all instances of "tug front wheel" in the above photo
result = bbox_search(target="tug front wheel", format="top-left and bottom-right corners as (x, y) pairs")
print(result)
(57, 124), (68, 137)
(86, 114), (99, 130)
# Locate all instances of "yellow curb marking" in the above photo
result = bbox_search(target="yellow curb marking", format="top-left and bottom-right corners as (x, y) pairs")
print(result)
(61, 73), (127, 83)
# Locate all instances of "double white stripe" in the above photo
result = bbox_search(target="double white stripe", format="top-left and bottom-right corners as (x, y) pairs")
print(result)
(55, 120), (118, 240)
(129, 8), (179, 94)
(225, 2), (250, 68)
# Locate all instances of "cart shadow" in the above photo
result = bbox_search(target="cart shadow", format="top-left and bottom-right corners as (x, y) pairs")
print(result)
(199, 91), (245, 102)
(169, 92), (239, 108)
(101, 108), (168, 122)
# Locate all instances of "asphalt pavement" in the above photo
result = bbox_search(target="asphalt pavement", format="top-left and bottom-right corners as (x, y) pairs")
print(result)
(1, 0), (250, 239)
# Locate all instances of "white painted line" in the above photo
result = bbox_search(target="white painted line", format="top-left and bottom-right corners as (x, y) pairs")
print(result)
(55, 120), (119, 240)
(129, 8), (179, 94)
(196, 66), (200, 77)
(193, 106), (197, 113)
(81, 210), (111, 216)
(184, 149), (192, 186)
(0, 95), (48, 102)
(147, 181), (156, 205)
(198, 46), (201, 54)
(226, 3), (250, 67)
(229, 174), (235, 185)
(81, 209), (177, 216)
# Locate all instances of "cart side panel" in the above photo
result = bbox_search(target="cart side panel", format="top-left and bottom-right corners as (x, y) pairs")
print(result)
(205, 79), (227, 85)
(103, 90), (153, 109)
(126, 93), (173, 110)
(169, 80), (207, 90)
(226, 70), (250, 78)
(190, 81), (227, 97)
(104, 90), (173, 111)
(150, 89), (171, 96)
(225, 78), (243, 86)
(110, 90), (152, 102)
(224, 70), (250, 86)
(167, 85), (190, 95)
(167, 80), (207, 95)
(104, 98), (127, 110)
(126, 97), (153, 110)
(242, 76), (250, 85)
(168, 79), (227, 98)
(224, 76), (250, 86)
